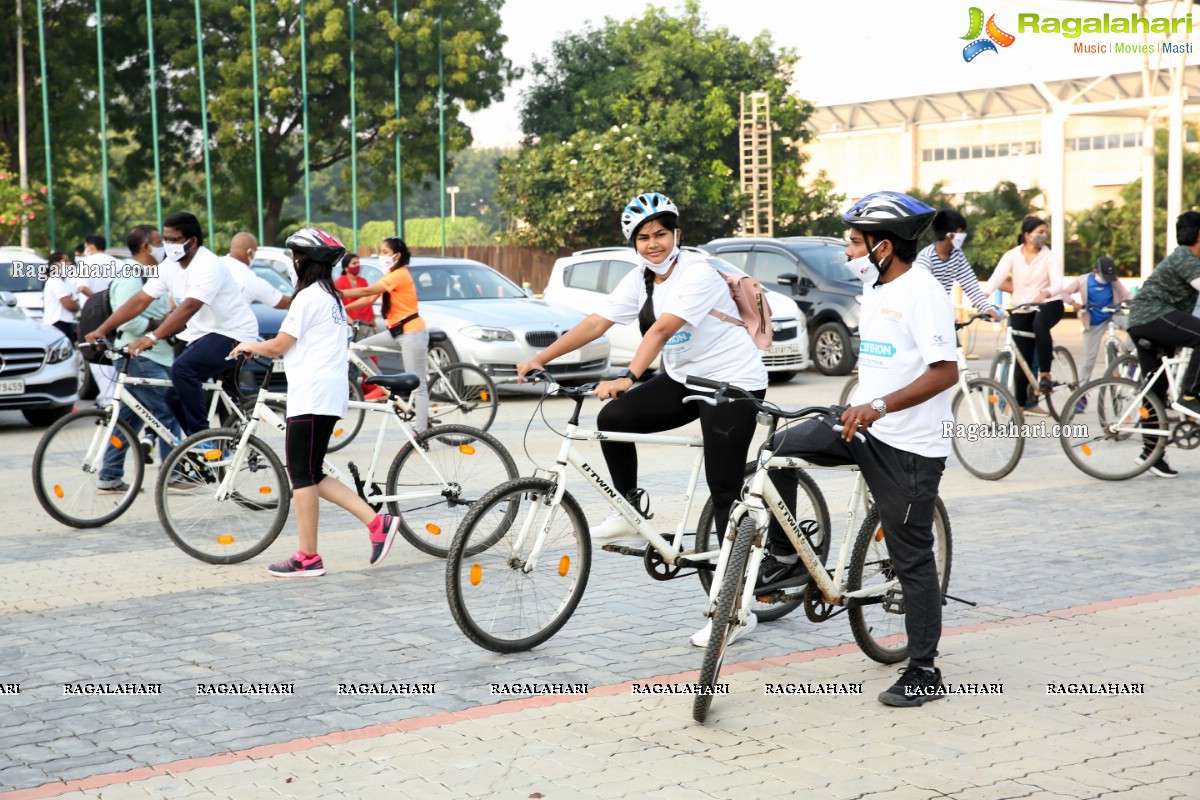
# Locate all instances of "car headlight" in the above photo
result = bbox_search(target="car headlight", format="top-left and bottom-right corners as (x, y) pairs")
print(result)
(462, 326), (515, 342)
(47, 335), (73, 364)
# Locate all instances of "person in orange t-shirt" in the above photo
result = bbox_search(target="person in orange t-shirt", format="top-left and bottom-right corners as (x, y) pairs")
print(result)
(340, 237), (430, 429)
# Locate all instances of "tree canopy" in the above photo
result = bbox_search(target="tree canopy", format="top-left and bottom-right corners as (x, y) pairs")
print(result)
(497, 1), (841, 251)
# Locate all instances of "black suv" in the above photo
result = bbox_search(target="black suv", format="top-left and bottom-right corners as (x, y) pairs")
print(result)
(700, 237), (860, 375)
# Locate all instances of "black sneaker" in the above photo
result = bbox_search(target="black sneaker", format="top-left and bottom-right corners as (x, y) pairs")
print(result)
(95, 481), (131, 496)
(1136, 451), (1179, 478)
(754, 552), (812, 593)
(140, 439), (154, 465)
(1171, 396), (1200, 421)
(1038, 375), (1054, 393)
(878, 665), (946, 707)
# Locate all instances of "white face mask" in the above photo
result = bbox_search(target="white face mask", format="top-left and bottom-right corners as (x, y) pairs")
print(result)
(951, 232), (967, 251)
(150, 245), (167, 263)
(639, 230), (680, 276)
(845, 240), (884, 284)
(163, 239), (190, 263)
(380, 255), (395, 270)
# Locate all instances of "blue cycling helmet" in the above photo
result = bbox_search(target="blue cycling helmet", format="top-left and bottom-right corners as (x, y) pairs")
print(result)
(621, 192), (679, 241)
(842, 191), (936, 241)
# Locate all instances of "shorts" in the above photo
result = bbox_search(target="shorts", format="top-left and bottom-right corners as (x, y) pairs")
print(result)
(285, 413), (338, 489)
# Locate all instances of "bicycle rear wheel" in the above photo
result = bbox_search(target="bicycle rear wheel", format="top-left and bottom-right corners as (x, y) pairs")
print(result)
(428, 362), (498, 432)
(1108, 354), (1140, 382)
(1045, 346), (1078, 420)
(694, 516), (755, 723)
(846, 498), (952, 664)
(1058, 377), (1166, 480)
(837, 375), (858, 408)
(950, 377), (1024, 480)
(32, 409), (144, 528)
(695, 464), (830, 623)
(385, 424), (518, 558)
(326, 378), (366, 453)
(446, 478), (590, 653)
(155, 428), (290, 564)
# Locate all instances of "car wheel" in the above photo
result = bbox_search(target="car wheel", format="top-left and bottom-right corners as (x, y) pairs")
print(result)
(767, 371), (797, 384)
(78, 362), (99, 400)
(812, 321), (855, 376)
(428, 339), (459, 371)
(23, 406), (73, 427)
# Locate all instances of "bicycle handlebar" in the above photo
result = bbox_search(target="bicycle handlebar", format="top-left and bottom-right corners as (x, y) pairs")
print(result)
(954, 312), (991, 331)
(685, 375), (865, 440)
(76, 339), (130, 361)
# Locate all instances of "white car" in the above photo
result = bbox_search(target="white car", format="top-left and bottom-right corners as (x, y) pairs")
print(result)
(0, 246), (50, 320)
(0, 290), (78, 426)
(544, 246), (811, 382)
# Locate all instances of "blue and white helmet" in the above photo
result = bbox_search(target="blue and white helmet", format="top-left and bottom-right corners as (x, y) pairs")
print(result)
(621, 192), (679, 241)
(842, 191), (936, 241)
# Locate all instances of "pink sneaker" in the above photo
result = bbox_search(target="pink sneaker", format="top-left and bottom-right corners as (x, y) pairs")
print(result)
(268, 551), (325, 578)
(368, 514), (401, 566)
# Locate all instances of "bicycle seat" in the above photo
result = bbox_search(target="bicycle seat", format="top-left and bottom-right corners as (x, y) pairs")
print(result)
(364, 373), (421, 397)
(1135, 338), (1168, 357)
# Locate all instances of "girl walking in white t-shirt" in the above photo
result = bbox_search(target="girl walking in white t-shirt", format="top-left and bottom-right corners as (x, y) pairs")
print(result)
(231, 228), (401, 577)
(515, 191), (768, 553)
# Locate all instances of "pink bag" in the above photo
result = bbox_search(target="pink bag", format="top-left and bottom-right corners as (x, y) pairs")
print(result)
(709, 271), (773, 350)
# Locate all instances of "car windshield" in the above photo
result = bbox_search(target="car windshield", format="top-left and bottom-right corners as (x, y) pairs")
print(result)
(1, 262), (45, 292)
(252, 265), (293, 294)
(410, 264), (527, 301)
(790, 244), (851, 283)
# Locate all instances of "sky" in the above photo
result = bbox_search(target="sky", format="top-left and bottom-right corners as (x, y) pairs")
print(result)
(461, 0), (1200, 148)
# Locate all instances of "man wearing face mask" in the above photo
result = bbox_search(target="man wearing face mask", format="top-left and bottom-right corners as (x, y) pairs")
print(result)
(222, 231), (291, 310)
(1063, 256), (1133, 386)
(87, 211), (259, 437)
(767, 191), (959, 707)
(913, 209), (1001, 322)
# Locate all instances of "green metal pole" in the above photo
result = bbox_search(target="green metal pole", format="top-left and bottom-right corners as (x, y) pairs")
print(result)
(95, 0), (110, 240)
(145, 0), (162, 229)
(250, 0), (264, 243)
(195, 0), (214, 245)
(300, 0), (311, 226)
(36, 0), (54, 249)
(393, 0), (402, 236)
(349, 0), (358, 253)
(438, 13), (445, 255)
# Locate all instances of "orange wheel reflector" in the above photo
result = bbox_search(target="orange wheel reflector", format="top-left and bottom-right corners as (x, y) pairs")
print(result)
(469, 564), (482, 586)
(458, 445), (476, 455)
(426, 523), (442, 535)
(333, 428), (345, 438)
(217, 535), (234, 545)
(53, 485), (64, 498)
(259, 486), (272, 495)
(204, 449), (222, 461)
(481, 391), (489, 402)
(875, 526), (884, 542)
(1081, 444), (1092, 456)
(1138, 407), (1150, 420)
(558, 555), (571, 577)
(987, 395), (997, 404)
(110, 436), (124, 448)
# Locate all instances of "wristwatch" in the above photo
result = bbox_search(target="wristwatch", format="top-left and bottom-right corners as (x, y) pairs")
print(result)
(616, 368), (640, 382)
(870, 397), (887, 418)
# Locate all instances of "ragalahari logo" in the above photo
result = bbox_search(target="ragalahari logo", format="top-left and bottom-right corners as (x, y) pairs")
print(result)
(962, 7), (1016, 61)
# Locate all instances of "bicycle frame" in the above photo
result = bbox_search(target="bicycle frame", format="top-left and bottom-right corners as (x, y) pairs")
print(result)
(1099, 349), (1192, 440)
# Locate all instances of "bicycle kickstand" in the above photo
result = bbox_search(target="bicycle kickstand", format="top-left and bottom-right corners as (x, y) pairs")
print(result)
(943, 592), (977, 607)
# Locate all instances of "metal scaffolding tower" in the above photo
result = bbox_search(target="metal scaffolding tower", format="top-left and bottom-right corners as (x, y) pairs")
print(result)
(739, 91), (773, 237)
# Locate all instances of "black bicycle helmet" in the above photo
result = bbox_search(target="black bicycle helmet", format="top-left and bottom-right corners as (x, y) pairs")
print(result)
(285, 226), (346, 265)
(842, 191), (936, 241)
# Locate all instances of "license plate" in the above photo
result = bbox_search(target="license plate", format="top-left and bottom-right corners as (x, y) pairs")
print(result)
(0, 378), (25, 395)
(771, 343), (801, 355)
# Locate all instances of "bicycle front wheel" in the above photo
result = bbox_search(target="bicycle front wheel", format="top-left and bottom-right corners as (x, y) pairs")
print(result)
(1045, 345), (1078, 420)
(1058, 377), (1166, 480)
(155, 428), (291, 564)
(32, 409), (144, 528)
(695, 464), (830, 623)
(846, 498), (952, 664)
(385, 424), (518, 558)
(326, 378), (366, 453)
(1108, 354), (1140, 382)
(429, 362), (498, 432)
(694, 515), (755, 723)
(950, 377), (1024, 480)
(837, 375), (859, 407)
(446, 478), (590, 653)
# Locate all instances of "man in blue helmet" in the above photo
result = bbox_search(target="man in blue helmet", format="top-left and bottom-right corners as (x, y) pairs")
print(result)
(763, 191), (960, 706)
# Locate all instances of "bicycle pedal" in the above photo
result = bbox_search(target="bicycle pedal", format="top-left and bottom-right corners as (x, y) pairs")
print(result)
(882, 587), (905, 614)
(601, 544), (647, 557)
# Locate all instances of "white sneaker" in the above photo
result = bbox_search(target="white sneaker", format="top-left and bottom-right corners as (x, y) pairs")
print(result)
(689, 612), (758, 648)
(591, 513), (640, 546)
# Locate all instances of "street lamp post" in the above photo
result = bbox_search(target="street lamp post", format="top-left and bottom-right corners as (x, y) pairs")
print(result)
(447, 186), (459, 221)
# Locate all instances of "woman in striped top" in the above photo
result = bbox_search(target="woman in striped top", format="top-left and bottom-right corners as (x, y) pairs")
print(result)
(913, 209), (1001, 321)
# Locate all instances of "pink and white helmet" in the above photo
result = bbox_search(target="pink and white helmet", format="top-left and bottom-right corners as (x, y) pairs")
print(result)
(285, 227), (346, 265)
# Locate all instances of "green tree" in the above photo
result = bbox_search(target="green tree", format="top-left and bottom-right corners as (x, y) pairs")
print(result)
(498, 1), (824, 249)
(956, 181), (1046, 278)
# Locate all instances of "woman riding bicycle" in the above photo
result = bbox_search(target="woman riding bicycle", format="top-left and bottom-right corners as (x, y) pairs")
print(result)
(515, 192), (768, 557)
(340, 237), (430, 430)
(983, 216), (1065, 416)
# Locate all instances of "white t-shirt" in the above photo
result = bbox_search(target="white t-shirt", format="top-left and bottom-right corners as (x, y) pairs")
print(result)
(42, 273), (78, 326)
(601, 253), (767, 391)
(142, 246), (259, 343)
(850, 266), (957, 458)
(223, 255), (284, 307)
(278, 284), (350, 418)
(76, 252), (119, 294)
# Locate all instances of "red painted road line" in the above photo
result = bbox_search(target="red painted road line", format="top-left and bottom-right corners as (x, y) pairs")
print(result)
(5, 584), (1198, 800)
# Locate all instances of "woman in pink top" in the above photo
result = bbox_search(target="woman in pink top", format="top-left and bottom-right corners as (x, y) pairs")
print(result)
(984, 216), (1065, 413)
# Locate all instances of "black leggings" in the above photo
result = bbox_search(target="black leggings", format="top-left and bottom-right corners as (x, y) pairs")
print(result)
(285, 414), (338, 489)
(595, 373), (765, 539)
(1010, 300), (1063, 406)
